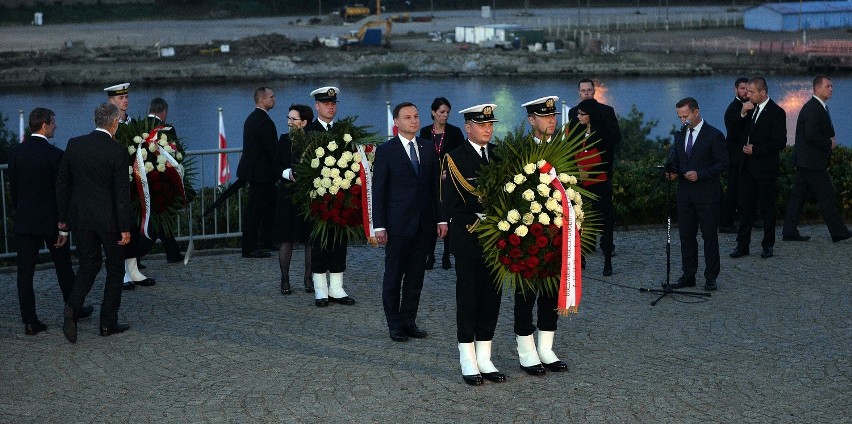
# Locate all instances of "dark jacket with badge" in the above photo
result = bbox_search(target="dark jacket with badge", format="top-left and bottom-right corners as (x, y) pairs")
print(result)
(441, 141), (494, 259)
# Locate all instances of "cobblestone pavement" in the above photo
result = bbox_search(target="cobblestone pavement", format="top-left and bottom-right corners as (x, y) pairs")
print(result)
(1, 224), (850, 423)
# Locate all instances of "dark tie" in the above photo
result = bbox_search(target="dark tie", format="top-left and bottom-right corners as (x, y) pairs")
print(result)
(480, 146), (488, 163)
(752, 105), (760, 124)
(686, 128), (694, 156)
(408, 141), (420, 176)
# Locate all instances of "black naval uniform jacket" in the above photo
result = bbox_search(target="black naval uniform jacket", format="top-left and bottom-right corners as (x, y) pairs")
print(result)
(441, 141), (495, 259)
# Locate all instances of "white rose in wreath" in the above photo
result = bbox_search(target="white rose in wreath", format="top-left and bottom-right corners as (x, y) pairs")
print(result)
(156, 164), (166, 173)
(350, 163), (361, 172)
(324, 156), (336, 167)
(513, 174), (526, 185)
(497, 220), (511, 232)
(340, 179), (352, 190)
(328, 141), (338, 152)
(523, 163), (536, 175)
(538, 213), (551, 225)
(507, 209), (521, 224)
(522, 213), (534, 225)
(521, 189), (535, 202)
(515, 225), (529, 237)
(144, 162), (154, 173)
(530, 201), (542, 213)
(538, 173), (552, 184)
(329, 185), (340, 195)
(315, 147), (325, 157)
(553, 216), (563, 228)
(343, 134), (353, 142)
(536, 183), (550, 197)
(504, 182), (516, 193)
(313, 178), (322, 188)
(310, 158), (320, 168)
(316, 187), (327, 196)
(128, 146), (136, 154)
(133, 136), (143, 144)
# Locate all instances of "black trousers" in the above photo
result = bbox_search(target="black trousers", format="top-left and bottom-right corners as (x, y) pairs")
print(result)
(513, 286), (558, 336)
(382, 225), (429, 331)
(15, 233), (75, 324)
(68, 230), (125, 328)
(737, 172), (777, 250)
(427, 224), (451, 261)
(455, 256), (502, 343)
(242, 182), (276, 255)
(783, 167), (849, 239)
(677, 184), (721, 280)
(585, 180), (615, 256)
(311, 236), (348, 273)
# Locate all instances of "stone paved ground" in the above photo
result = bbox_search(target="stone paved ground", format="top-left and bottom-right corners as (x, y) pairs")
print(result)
(1, 224), (849, 423)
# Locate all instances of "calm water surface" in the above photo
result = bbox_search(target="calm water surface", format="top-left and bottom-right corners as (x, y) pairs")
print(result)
(2, 75), (849, 152)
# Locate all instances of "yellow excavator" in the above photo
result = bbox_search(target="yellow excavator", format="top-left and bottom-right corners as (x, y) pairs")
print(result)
(340, 0), (382, 22)
(342, 18), (392, 46)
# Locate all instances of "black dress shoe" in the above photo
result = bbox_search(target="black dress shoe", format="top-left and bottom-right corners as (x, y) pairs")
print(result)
(315, 298), (329, 307)
(281, 278), (292, 295)
(242, 250), (271, 258)
(404, 326), (428, 339)
(78, 305), (95, 319)
(462, 374), (483, 386)
(602, 262), (612, 277)
(783, 234), (810, 241)
(832, 233), (852, 243)
(441, 258), (452, 270)
(305, 287), (315, 293)
(25, 320), (48, 336)
(543, 360), (568, 372)
(166, 255), (184, 264)
(729, 246), (749, 258)
(760, 247), (773, 259)
(704, 278), (718, 291)
(482, 371), (507, 383)
(719, 225), (738, 234)
(62, 306), (77, 343)
(329, 296), (355, 305)
(133, 278), (156, 287)
(520, 364), (547, 376)
(669, 275), (696, 289)
(99, 323), (130, 337)
(122, 281), (136, 290)
(389, 329), (408, 342)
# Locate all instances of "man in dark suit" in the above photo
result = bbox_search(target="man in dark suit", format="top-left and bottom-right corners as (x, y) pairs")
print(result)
(568, 78), (621, 273)
(665, 97), (729, 291)
(373, 102), (447, 342)
(719, 77), (752, 233)
(303, 86), (356, 307)
(730, 77), (788, 259)
(56, 103), (133, 343)
(143, 97), (183, 263)
(9, 108), (92, 335)
(783, 75), (851, 243)
(236, 87), (278, 258)
(442, 103), (506, 386)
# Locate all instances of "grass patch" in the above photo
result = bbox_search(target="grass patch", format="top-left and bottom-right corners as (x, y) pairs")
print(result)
(357, 62), (409, 75)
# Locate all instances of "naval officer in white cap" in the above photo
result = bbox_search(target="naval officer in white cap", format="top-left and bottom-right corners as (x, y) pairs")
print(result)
(104, 83), (132, 124)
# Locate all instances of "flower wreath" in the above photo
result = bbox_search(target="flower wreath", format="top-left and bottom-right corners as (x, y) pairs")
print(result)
(475, 125), (602, 314)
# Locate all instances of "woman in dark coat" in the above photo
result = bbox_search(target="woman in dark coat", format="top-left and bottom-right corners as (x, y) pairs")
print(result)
(276, 104), (314, 294)
(419, 97), (465, 270)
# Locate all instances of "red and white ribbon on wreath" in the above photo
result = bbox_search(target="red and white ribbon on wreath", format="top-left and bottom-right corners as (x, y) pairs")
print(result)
(538, 161), (582, 315)
(132, 126), (186, 239)
(357, 145), (376, 240)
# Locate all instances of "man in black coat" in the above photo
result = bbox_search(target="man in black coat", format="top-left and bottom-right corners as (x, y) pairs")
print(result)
(719, 77), (752, 233)
(56, 103), (133, 343)
(236, 87), (278, 258)
(783, 75), (851, 243)
(9, 108), (91, 335)
(730, 77), (788, 259)
(143, 97), (183, 263)
(373, 102), (447, 342)
(665, 97), (729, 291)
(442, 103), (505, 386)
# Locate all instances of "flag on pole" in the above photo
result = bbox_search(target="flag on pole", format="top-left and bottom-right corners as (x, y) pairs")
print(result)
(386, 101), (397, 139)
(561, 101), (569, 129)
(217, 108), (230, 186)
(19, 109), (25, 143)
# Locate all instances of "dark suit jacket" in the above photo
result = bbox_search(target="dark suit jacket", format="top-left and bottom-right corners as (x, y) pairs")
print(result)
(569, 100), (621, 177)
(236, 108), (278, 184)
(418, 123), (465, 158)
(723, 97), (750, 168)
(304, 119), (333, 133)
(8, 135), (64, 236)
(441, 141), (494, 259)
(792, 96), (835, 170)
(276, 133), (294, 181)
(56, 130), (133, 233)
(372, 135), (443, 237)
(666, 121), (729, 194)
(740, 99), (787, 179)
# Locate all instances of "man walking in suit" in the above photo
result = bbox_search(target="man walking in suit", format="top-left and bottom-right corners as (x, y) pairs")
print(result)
(56, 103), (133, 343)
(783, 75), (852, 243)
(144, 97), (183, 263)
(665, 97), (729, 291)
(373, 102), (447, 342)
(442, 103), (506, 386)
(730, 77), (787, 259)
(237, 87), (278, 258)
(303, 86), (356, 307)
(9, 108), (92, 335)
(719, 77), (752, 234)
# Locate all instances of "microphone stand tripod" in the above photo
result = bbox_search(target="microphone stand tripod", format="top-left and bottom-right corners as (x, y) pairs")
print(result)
(639, 165), (711, 306)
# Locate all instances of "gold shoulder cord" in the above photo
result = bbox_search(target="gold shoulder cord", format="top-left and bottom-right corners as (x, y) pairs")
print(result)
(444, 155), (483, 233)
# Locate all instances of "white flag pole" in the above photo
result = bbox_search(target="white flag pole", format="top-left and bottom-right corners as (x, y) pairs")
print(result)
(19, 109), (25, 143)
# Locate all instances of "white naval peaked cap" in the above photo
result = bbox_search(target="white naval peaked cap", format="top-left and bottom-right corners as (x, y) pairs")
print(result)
(310, 86), (340, 102)
(458, 103), (498, 123)
(521, 96), (560, 116)
(104, 83), (130, 96)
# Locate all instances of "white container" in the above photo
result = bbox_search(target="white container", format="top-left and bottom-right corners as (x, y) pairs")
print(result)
(481, 6), (491, 19)
(34, 12), (43, 26)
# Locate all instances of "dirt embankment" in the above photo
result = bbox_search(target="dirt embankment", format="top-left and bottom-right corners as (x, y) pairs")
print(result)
(0, 31), (838, 88)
